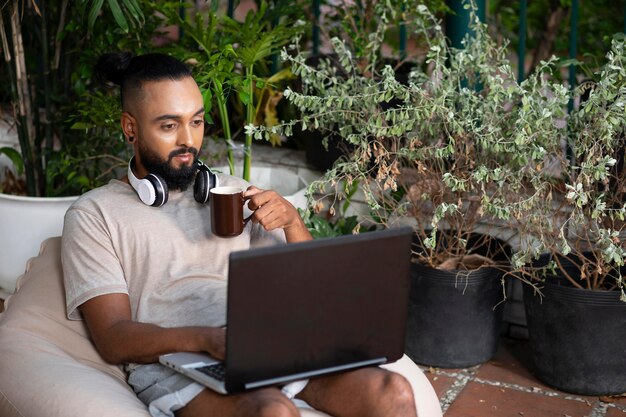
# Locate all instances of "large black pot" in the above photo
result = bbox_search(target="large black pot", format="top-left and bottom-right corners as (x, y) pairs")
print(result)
(523, 253), (626, 395)
(304, 132), (353, 172)
(405, 232), (510, 368)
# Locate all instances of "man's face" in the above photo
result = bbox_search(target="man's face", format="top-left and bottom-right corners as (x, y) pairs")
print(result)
(127, 77), (205, 191)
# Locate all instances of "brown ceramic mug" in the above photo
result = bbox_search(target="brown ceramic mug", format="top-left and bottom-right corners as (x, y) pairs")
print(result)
(210, 186), (252, 237)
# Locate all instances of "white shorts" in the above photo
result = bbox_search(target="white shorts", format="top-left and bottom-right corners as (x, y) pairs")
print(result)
(128, 363), (310, 417)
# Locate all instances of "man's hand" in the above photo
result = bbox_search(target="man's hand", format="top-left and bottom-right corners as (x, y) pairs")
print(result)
(204, 327), (226, 361)
(244, 186), (312, 243)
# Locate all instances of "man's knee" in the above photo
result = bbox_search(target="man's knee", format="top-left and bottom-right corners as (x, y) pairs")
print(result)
(374, 371), (416, 412)
(239, 390), (299, 417)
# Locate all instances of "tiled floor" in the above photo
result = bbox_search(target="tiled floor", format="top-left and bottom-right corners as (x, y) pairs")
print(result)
(419, 337), (626, 417)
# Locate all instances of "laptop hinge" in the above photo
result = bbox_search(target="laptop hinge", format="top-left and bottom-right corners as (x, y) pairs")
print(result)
(244, 357), (388, 390)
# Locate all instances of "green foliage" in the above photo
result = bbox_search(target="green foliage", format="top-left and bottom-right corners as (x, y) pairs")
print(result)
(59, 90), (130, 195)
(253, 0), (568, 265)
(300, 209), (362, 239)
(0, 147), (23, 176)
(0, 0), (161, 196)
(299, 179), (376, 238)
(159, 1), (305, 181)
(82, 0), (145, 33)
(490, 0), (624, 76)
(46, 0), (168, 196)
(531, 33), (626, 291)
(252, 0), (626, 292)
(320, 0), (449, 64)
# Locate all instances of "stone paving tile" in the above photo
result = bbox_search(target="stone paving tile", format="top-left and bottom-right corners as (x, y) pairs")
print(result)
(475, 338), (561, 393)
(476, 338), (616, 406)
(423, 371), (457, 399)
(601, 395), (626, 408)
(607, 407), (626, 416)
(444, 382), (594, 417)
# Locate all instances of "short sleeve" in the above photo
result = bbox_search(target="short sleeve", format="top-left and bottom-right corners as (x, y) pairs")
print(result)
(62, 205), (128, 320)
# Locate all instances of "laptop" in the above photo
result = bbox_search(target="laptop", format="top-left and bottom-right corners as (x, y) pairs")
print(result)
(159, 226), (413, 394)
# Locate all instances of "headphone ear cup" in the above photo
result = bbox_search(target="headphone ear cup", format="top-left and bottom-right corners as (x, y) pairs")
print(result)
(194, 169), (211, 204)
(145, 173), (168, 207)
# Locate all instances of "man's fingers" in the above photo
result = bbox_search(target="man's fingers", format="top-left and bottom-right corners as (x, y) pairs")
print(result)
(255, 211), (283, 231)
(246, 190), (279, 211)
(243, 185), (262, 199)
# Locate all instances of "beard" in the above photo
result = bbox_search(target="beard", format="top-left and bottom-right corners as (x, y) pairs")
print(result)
(138, 142), (199, 191)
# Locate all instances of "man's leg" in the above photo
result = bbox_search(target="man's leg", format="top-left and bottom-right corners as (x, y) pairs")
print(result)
(176, 387), (300, 417)
(296, 367), (417, 417)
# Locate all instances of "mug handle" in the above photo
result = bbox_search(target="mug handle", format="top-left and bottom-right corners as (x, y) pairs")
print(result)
(243, 194), (253, 225)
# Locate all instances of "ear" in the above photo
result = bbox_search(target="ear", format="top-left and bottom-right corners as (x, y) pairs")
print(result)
(121, 112), (137, 142)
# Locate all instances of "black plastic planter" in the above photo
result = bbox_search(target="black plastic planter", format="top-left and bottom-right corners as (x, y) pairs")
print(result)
(405, 232), (510, 368)
(304, 133), (353, 172)
(523, 254), (626, 395)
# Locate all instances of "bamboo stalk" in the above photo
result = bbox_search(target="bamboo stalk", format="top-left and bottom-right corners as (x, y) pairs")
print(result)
(52, 0), (68, 71)
(0, 11), (11, 62)
(5, 1), (38, 195)
(243, 64), (254, 182)
(41, 0), (54, 182)
(214, 81), (234, 175)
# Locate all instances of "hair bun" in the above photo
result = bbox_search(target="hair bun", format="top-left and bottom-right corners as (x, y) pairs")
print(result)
(95, 52), (134, 85)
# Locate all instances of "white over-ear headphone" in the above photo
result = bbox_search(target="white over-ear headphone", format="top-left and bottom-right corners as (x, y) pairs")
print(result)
(127, 157), (169, 207)
(127, 157), (219, 207)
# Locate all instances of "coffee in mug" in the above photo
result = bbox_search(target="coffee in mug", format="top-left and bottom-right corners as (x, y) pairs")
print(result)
(210, 186), (251, 237)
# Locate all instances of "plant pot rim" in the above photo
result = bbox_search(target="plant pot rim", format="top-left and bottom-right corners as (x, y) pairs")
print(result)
(411, 229), (512, 270)
(527, 277), (626, 304)
(411, 260), (508, 284)
(0, 193), (79, 202)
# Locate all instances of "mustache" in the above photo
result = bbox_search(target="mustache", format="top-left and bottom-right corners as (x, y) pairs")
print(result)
(168, 147), (199, 160)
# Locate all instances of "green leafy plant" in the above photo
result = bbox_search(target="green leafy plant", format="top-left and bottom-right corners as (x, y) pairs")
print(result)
(517, 34), (626, 295)
(160, 1), (305, 181)
(0, 0), (146, 196)
(299, 179), (377, 238)
(252, 1), (569, 273)
(262, 0), (626, 294)
(300, 209), (361, 239)
(83, 0), (145, 34)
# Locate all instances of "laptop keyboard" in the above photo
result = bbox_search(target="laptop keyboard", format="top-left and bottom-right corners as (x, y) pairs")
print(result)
(196, 363), (226, 381)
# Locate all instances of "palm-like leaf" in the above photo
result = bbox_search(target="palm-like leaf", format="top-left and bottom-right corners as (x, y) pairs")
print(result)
(81, 0), (144, 33)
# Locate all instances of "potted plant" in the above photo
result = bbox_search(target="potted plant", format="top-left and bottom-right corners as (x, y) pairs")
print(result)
(252, 0), (570, 367)
(291, 0), (449, 172)
(517, 34), (626, 395)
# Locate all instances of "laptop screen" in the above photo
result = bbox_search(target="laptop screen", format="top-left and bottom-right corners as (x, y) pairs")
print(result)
(224, 227), (413, 391)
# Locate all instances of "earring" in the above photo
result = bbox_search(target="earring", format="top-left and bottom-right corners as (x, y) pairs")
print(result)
(128, 136), (135, 143)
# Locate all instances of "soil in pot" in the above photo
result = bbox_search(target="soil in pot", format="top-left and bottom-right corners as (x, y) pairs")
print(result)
(405, 231), (511, 368)
(523, 253), (626, 395)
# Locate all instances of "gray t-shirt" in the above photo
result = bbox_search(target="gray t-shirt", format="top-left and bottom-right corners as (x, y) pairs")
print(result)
(61, 174), (285, 329)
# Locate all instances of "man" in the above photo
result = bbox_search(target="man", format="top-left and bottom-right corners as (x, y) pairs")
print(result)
(62, 53), (417, 417)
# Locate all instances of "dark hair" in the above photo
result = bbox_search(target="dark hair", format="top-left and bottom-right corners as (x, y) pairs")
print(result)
(95, 52), (193, 109)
